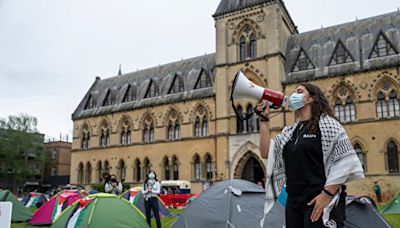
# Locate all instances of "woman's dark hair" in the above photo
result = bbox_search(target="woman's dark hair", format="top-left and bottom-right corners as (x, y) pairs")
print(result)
(143, 170), (158, 187)
(298, 83), (335, 133)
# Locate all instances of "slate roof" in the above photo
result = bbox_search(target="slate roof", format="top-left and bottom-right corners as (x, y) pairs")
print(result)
(72, 54), (215, 120)
(213, 0), (275, 17)
(284, 11), (400, 84)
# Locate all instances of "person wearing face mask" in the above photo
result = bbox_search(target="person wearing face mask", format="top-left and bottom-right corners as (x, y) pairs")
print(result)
(142, 170), (161, 228)
(104, 174), (123, 195)
(258, 83), (364, 228)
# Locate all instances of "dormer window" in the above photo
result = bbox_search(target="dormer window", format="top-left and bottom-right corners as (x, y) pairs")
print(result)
(194, 70), (212, 89)
(123, 85), (136, 102)
(103, 90), (116, 106)
(145, 80), (159, 98)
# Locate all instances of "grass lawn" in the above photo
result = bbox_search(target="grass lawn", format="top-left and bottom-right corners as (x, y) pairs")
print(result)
(11, 208), (183, 228)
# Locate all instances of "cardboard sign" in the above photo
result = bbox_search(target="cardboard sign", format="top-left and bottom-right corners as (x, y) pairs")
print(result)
(0, 202), (12, 228)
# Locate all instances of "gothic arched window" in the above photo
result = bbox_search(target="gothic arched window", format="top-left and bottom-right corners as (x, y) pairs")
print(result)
(135, 159), (141, 182)
(335, 98), (344, 122)
(164, 157), (170, 180)
(168, 121), (174, 140)
(100, 129), (110, 148)
(97, 161), (102, 183)
(144, 158), (151, 176)
(194, 117), (201, 137)
(143, 116), (155, 143)
(85, 162), (92, 184)
(77, 162), (84, 184)
(205, 154), (213, 180)
(334, 86), (356, 123)
(238, 26), (257, 61)
(354, 144), (366, 172)
(246, 104), (256, 133)
(387, 141), (399, 173)
(240, 36), (246, 61)
(81, 131), (90, 149)
(236, 106), (244, 133)
(250, 34), (257, 59)
(202, 118), (208, 137)
(377, 92), (388, 118)
(389, 91), (400, 117)
(194, 155), (201, 181)
(172, 156), (179, 180)
(118, 159), (126, 181)
(345, 97), (356, 122)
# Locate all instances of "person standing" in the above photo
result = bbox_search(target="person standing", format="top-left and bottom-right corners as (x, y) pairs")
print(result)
(105, 174), (122, 195)
(142, 170), (161, 228)
(373, 181), (382, 204)
(259, 83), (364, 228)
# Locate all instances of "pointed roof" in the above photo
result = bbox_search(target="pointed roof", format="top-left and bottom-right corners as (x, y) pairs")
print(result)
(213, 0), (274, 17)
(284, 11), (400, 84)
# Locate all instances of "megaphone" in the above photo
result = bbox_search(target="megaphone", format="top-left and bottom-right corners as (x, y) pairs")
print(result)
(230, 71), (287, 120)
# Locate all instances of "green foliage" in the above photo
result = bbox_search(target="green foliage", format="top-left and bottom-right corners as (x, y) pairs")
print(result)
(91, 183), (105, 192)
(0, 114), (45, 190)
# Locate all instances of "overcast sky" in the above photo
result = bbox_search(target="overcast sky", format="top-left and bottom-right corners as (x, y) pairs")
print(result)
(0, 0), (399, 141)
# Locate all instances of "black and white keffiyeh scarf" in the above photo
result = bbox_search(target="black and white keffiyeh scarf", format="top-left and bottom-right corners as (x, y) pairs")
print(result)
(260, 115), (364, 228)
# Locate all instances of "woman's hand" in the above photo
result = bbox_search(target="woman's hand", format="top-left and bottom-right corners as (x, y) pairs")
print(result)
(307, 193), (331, 222)
(256, 100), (270, 121)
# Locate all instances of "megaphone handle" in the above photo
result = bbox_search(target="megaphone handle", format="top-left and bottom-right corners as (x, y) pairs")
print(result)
(254, 102), (269, 120)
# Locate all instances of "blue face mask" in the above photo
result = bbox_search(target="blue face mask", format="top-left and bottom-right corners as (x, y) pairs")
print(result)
(289, 92), (305, 111)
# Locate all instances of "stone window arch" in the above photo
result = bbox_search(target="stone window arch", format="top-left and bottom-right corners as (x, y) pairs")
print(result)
(118, 159), (126, 181)
(143, 157), (151, 176)
(96, 161), (102, 183)
(85, 162), (92, 184)
(236, 105), (245, 133)
(163, 156), (170, 180)
(142, 115), (155, 143)
(193, 105), (209, 138)
(354, 143), (366, 172)
(81, 123), (91, 150)
(119, 117), (132, 145)
(172, 155), (179, 180)
(166, 109), (180, 141)
(134, 159), (141, 182)
(193, 154), (201, 181)
(77, 162), (84, 184)
(375, 79), (400, 118)
(246, 104), (257, 133)
(103, 160), (110, 174)
(238, 26), (257, 61)
(205, 153), (213, 180)
(333, 85), (356, 122)
(387, 140), (399, 173)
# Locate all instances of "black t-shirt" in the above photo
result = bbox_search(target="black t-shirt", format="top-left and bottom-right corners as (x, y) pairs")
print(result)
(283, 121), (326, 208)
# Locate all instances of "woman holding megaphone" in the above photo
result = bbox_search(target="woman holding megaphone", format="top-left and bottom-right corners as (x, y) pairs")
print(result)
(258, 83), (364, 228)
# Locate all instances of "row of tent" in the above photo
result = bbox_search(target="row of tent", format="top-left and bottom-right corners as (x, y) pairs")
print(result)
(2, 180), (400, 227)
(173, 180), (399, 228)
(0, 187), (170, 227)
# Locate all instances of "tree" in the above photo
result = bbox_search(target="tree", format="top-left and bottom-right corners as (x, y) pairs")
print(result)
(0, 114), (45, 193)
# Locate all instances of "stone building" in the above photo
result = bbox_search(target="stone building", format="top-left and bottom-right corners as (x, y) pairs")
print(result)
(44, 141), (72, 186)
(71, 0), (400, 196)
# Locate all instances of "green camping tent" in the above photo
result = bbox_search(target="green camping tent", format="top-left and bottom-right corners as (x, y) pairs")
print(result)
(0, 190), (33, 222)
(380, 193), (400, 214)
(51, 193), (149, 228)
